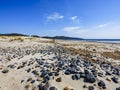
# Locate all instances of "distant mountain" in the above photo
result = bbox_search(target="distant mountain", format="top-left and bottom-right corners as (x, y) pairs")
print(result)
(30, 35), (40, 38)
(0, 33), (84, 40)
(42, 36), (84, 40)
(0, 33), (28, 36)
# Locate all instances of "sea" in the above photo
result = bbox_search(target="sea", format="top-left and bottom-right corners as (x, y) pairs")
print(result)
(84, 39), (120, 44)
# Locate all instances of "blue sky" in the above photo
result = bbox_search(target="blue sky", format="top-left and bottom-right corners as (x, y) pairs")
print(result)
(0, 0), (120, 39)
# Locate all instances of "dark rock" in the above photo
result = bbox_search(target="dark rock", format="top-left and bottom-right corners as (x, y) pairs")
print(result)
(49, 72), (53, 76)
(32, 70), (39, 75)
(17, 65), (24, 69)
(67, 67), (77, 74)
(71, 75), (76, 80)
(49, 86), (57, 90)
(21, 80), (24, 83)
(102, 86), (106, 89)
(91, 68), (97, 73)
(111, 76), (119, 83)
(84, 69), (90, 74)
(113, 68), (120, 76)
(31, 80), (35, 83)
(54, 72), (59, 76)
(85, 74), (96, 83)
(42, 82), (49, 90)
(38, 84), (43, 90)
(105, 71), (112, 75)
(83, 62), (90, 67)
(56, 77), (62, 82)
(40, 71), (48, 77)
(44, 63), (51, 68)
(71, 74), (80, 80)
(46, 75), (50, 80)
(93, 84), (96, 86)
(27, 77), (32, 82)
(116, 87), (120, 90)
(35, 65), (40, 68)
(80, 73), (86, 78)
(57, 61), (64, 68)
(7, 64), (15, 69)
(27, 68), (31, 73)
(75, 74), (81, 80)
(88, 86), (94, 90)
(98, 72), (103, 77)
(2, 69), (9, 73)
(22, 61), (27, 66)
(64, 70), (71, 75)
(98, 80), (106, 89)
(83, 85), (87, 88)
(43, 75), (50, 83)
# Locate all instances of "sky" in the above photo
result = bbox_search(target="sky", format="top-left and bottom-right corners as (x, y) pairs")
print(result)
(0, 0), (120, 39)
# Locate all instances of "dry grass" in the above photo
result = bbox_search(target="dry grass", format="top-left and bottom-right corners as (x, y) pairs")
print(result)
(65, 47), (92, 55)
(0, 36), (25, 42)
(65, 45), (120, 61)
(39, 40), (56, 43)
(64, 47), (97, 63)
(27, 37), (35, 40)
(62, 44), (79, 47)
(9, 36), (24, 42)
(0, 36), (8, 39)
(101, 50), (120, 60)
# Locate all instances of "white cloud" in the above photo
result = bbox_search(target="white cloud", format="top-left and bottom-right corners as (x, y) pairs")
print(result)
(95, 24), (107, 28)
(70, 16), (80, 24)
(70, 16), (77, 20)
(95, 23), (110, 28)
(64, 26), (81, 32)
(63, 26), (87, 37)
(89, 23), (120, 39)
(47, 12), (64, 21)
(63, 22), (120, 39)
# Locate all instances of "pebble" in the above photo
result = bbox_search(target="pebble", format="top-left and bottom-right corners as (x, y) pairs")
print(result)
(88, 86), (94, 90)
(98, 80), (106, 89)
(42, 82), (49, 90)
(116, 87), (120, 90)
(83, 85), (87, 88)
(32, 70), (39, 75)
(2, 69), (9, 73)
(7, 64), (16, 69)
(49, 86), (57, 90)
(31, 80), (35, 83)
(27, 77), (32, 82)
(21, 80), (24, 83)
(38, 84), (43, 90)
(56, 77), (62, 82)
(54, 72), (59, 76)
(111, 76), (119, 83)
(27, 68), (31, 73)
(84, 74), (96, 83)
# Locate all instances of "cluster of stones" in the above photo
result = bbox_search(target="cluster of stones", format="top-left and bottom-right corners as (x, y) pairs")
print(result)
(0, 45), (54, 62)
(0, 44), (120, 90)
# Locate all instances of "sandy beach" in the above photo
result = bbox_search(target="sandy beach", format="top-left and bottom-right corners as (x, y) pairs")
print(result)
(0, 36), (120, 90)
